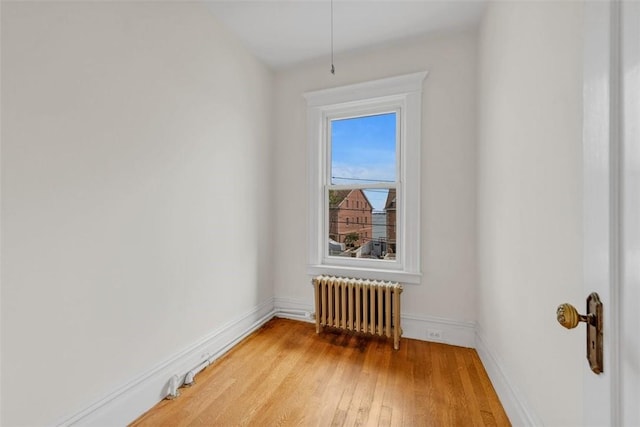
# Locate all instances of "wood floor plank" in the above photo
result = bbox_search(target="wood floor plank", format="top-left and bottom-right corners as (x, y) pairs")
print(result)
(455, 349), (487, 427)
(471, 348), (512, 427)
(130, 318), (510, 427)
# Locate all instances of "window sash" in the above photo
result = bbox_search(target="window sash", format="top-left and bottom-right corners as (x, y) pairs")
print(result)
(326, 107), (401, 187)
(323, 184), (401, 268)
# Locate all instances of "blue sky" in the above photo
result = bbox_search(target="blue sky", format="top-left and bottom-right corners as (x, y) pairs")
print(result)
(331, 112), (396, 211)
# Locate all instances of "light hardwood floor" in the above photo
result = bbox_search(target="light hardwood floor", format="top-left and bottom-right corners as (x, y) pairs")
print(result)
(131, 318), (510, 426)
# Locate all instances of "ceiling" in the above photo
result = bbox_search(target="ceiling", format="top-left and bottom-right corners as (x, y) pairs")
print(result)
(205, 1), (486, 69)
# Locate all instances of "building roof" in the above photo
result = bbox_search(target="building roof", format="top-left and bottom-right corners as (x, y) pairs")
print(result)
(384, 189), (396, 210)
(329, 189), (373, 210)
(329, 190), (352, 208)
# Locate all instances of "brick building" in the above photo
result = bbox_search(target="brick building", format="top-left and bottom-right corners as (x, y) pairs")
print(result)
(385, 189), (396, 252)
(328, 189), (373, 246)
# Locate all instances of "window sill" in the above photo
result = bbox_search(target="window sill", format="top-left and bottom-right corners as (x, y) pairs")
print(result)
(306, 264), (422, 285)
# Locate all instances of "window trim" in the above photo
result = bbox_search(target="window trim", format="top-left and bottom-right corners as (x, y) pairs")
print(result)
(304, 72), (427, 284)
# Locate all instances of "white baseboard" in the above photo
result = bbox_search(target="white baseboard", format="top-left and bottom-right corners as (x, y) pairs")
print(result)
(402, 313), (476, 348)
(475, 329), (541, 426)
(273, 297), (475, 348)
(56, 299), (275, 426)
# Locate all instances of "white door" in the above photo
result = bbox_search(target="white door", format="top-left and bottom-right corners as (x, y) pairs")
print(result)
(620, 1), (640, 424)
(583, 1), (639, 425)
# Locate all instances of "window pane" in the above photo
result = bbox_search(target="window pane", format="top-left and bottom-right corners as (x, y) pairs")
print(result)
(328, 188), (396, 259)
(330, 113), (396, 185)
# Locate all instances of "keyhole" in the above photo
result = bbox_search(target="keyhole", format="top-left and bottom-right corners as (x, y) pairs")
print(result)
(592, 340), (595, 350)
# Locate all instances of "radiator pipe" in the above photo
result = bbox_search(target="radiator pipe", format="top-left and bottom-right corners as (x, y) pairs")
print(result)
(166, 374), (181, 400)
(275, 309), (312, 320)
(184, 359), (211, 387)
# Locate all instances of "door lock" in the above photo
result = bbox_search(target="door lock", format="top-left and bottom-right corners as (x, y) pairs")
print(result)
(556, 292), (603, 374)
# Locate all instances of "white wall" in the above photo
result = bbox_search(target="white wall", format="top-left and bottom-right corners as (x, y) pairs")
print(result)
(477, 2), (584, 424)
(273, 30), (478, 339)
(0, 2), (273, 425)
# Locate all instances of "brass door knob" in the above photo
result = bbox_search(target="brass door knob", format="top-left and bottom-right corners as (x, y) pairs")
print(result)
(556, 303), (592, 329)
(555, 293), (603, 374)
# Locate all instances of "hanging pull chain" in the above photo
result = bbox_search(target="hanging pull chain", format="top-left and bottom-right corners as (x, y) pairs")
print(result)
(330, 0), (335, 74)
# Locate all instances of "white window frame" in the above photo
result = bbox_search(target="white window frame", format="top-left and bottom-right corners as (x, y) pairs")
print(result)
(304, 72), (427, 284)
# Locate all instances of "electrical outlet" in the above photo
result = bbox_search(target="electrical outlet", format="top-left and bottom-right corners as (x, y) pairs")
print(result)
(427, 329), (443, 340)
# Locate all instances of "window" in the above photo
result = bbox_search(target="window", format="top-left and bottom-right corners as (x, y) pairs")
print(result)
(305, 72), (427, 284)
